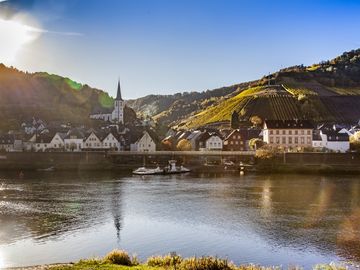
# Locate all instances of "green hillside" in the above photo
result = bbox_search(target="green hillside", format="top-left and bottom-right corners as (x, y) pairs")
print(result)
(0, 64), (135, 130)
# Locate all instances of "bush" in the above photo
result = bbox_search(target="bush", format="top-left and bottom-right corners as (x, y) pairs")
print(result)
(147, 254), (182, 267)
(104, 249), (132, 266)
(180, 257), (234, 270)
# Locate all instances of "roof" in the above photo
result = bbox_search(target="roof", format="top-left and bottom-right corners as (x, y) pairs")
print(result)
(116, 80), (123, 101)
(264, 120), (313, 129)
(323, 131), (349, 142)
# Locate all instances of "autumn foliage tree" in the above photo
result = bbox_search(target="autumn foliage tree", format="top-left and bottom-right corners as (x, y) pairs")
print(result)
(177, 139), (192, 151)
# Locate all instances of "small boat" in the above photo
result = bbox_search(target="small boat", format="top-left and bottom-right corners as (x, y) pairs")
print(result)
(132, 166), (163, 175)
(163, 160), (191, 174)
(37, 166), (55, 172)
(132, 160), (190, 175)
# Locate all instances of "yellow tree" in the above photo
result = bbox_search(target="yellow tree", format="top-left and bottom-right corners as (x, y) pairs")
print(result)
(177, 139), (192, 151)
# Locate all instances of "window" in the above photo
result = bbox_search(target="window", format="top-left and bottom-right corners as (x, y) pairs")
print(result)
(289, 130), (292, 135)
(282, 130), (286, 135)
(307, 130), (310, 135)
(230, 141), (233, 145)
(288, 137), (292, 144)
(295, 130), (298, 135)
(282, 137), (286, 144)
(270, 130), (273, 135)
(301, 130), (304, 135)
(270, 137), (274, 144)
(276, 137), (280, 144)
(276, 130), (279, 135)
(307, 137), (311, 144)
(235, 141), (238, 145)
(301, 137), (304, 144)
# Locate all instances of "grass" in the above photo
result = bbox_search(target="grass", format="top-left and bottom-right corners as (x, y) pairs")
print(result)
(50, 250), (347, 270)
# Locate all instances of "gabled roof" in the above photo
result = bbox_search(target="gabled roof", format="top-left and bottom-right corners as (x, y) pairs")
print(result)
(264, 120), (313, 129)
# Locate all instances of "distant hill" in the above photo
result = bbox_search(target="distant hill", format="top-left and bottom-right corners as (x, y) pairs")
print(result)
(127, 48), (360, 129)
(0, 64), (136, 130)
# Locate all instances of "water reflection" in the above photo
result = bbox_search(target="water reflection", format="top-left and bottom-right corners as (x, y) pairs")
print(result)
(0, 172), (359, 268)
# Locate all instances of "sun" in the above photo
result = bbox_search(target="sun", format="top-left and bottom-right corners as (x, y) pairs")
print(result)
(0, 17), (41, 64)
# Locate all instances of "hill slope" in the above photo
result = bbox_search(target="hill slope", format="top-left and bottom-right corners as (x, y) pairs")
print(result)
(128, 48), (360, 129)
(0, 64), (135, 130)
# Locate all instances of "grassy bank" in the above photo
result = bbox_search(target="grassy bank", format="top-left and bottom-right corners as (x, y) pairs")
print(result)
(48, 250), (346, 270)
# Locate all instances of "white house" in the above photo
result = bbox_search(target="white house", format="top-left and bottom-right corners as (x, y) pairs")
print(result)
(64, 129), (84, 152)
(205, 134), (223, 151)
(90, 80), (125, 124)
(312, 130), (350, 152)
(83, 132), (103, 150)
(48, 133), (65, 151)
(132, 131), (156, 152)
(31, 133), (53, 152)
(102, 132), (122, 151)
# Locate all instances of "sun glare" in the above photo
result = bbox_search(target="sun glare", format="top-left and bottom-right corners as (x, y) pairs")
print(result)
(0, 17), (41, 64)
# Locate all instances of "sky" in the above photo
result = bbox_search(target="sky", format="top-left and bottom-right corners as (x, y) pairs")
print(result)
(0, 0), (360, 99)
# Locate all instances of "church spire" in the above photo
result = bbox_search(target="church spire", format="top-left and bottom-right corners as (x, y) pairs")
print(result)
(116, 79), (123, 101)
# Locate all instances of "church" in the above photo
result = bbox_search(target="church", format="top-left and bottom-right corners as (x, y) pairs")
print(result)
(90, 80), (125, 124)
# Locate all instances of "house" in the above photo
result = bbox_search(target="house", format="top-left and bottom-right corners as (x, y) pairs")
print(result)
(64, 129), (84, 152)
(223, 129), (246, 151)
(48, 133), (66, 151)
(0, 134), (15, 152)
(102, 132), (122, 151)
(31, 133), (54, 152)
(90, 80), (125, 124)
(186, 130), (203, 150)
(197, 132), (223, 151)
(132, 130), (157, 152)
(83, 132), (103, 151)
(313, 130), (350, 152)
(263, 120), (313, 149)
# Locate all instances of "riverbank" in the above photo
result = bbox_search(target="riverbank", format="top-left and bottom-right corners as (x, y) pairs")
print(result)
(4, 250), (347, 270)
(1, 151), (360, 174)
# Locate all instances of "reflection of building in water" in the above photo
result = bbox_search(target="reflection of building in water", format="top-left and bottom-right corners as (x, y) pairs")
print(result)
(260, 179), (272, 218)
(110, 182), (124, 243)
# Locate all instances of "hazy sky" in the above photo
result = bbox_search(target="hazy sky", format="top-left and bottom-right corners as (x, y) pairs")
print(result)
(0, 0), (360, 99)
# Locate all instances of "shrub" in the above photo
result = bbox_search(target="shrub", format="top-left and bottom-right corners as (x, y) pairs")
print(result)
(147, 254), (182, 267)
(180, 256), (234, 270)
(104, 249), (132, 266)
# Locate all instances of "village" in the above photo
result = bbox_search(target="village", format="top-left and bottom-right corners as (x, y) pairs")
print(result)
(0, 80), (358, 155)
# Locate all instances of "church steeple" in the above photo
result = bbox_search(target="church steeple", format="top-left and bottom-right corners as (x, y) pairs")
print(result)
(116, 79), (123, 101)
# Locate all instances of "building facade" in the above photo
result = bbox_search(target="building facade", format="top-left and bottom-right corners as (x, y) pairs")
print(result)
(263, 120), (313, 149)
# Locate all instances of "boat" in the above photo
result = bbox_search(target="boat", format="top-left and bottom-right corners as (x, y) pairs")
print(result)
(132, 166), (163, 175)
(132, 160), (190, 175)
(163, 160), (191, 174)
(37, 166), (55, 172)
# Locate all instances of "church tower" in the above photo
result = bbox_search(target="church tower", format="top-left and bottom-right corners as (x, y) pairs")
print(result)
(112, 79), (124, 124)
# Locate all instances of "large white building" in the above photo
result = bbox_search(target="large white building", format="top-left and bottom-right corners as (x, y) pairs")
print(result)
(90, 80), (125, 124)
(131, 131), (157, 152)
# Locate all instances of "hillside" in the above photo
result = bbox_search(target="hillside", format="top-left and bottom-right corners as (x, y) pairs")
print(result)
(0, 64), (136, 130)
(127, 48), (360, 129)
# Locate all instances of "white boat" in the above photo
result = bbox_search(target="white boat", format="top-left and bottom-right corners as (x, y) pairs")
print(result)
(132, 166), (163, 175)
(132, 160), (190, 175)
(163, 160), (191, 174)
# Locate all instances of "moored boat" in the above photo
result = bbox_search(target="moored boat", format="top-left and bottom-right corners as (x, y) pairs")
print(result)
(132, 160), (190, 175)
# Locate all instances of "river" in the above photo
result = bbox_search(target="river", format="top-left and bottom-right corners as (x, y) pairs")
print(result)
(0, 171), (359, 268)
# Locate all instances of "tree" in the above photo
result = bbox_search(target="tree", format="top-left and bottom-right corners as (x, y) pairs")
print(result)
(231, 111), (239, 129)
(249, 138), (264, 150)
(250, 115), (262, 127)
(176, 139), (192, 151)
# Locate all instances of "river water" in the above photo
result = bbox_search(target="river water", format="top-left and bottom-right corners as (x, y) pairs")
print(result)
(0, 171), (359, 268)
